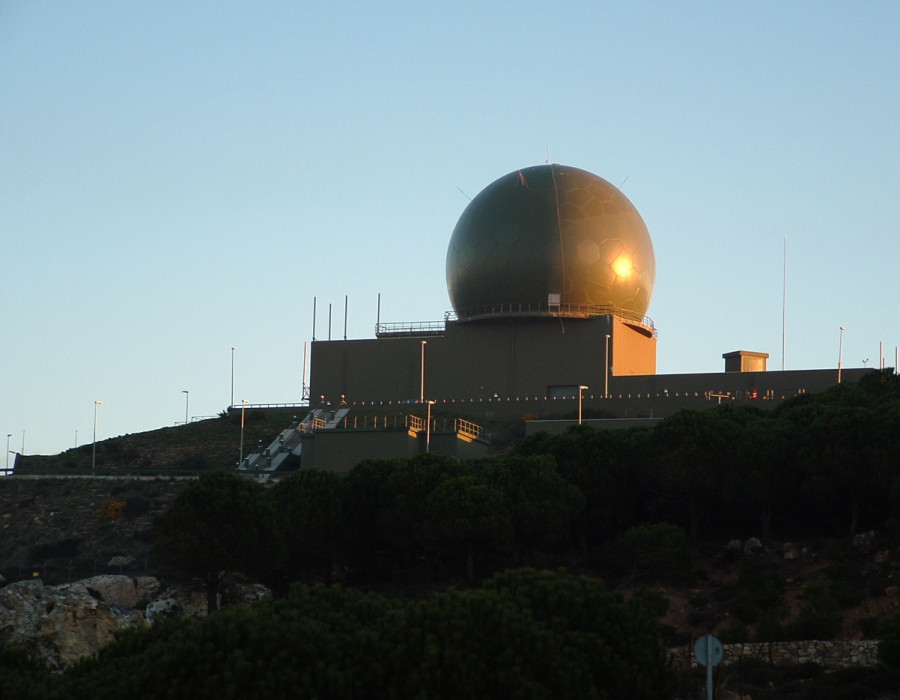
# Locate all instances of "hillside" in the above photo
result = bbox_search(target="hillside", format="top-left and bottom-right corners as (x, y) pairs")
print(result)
(5, 373), (900, 653)
(0, 477), (189, 583)
(13, 408), (302, 475)
(2, 473), (899, 648)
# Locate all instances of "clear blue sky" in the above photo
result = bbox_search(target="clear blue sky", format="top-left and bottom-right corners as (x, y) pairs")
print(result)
(2, 2), (899, 456)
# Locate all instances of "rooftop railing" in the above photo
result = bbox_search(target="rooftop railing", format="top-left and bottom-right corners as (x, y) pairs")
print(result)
(375, 320), (448, 338)
(453, 302), (656, 335)
(375, 305), (655, 338)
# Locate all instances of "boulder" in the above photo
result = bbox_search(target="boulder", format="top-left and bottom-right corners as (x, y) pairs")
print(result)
(852, 530), (880, 554)
(107, 555), (136, 568)
(783, 542), (799, 560)
(0, 575), (271, 669)
(0, 579), (148, 671)
(74, 575), (160, 608)
(144, 584), (209, 624)
(744, 537), (764, 555)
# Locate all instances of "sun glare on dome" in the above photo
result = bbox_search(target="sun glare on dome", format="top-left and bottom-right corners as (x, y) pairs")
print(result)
(613, 254), (633, 278)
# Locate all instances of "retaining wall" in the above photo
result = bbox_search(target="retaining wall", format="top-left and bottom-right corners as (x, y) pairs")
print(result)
(674, 640), (880, 670)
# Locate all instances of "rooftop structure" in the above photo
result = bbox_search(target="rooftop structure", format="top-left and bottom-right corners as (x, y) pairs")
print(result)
(446, 164), (656, 326)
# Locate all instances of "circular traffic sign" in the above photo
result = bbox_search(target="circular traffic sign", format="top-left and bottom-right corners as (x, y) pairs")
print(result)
(693, 634), (724, 667)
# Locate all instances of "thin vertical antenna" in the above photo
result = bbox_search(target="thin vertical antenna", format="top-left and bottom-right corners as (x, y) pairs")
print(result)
(376, 293), (381, 332)
(301, 342), (309, 401)
(782, 237), (786, 371)
(546, 146), (549, 164)
(895, 346), (898, 375)
(343, 295), (348, 340)
(881, 341), (885, 370)
(312, 297), (317, 342)
(328, 303), (332, 341)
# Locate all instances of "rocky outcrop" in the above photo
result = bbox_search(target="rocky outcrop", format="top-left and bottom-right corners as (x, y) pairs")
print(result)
(0, 579), (146, 670)
(78, 574), (160, 608)
(0, 575), (270, 670)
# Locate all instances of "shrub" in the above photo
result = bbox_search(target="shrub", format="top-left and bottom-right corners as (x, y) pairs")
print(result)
(718, 619), (749, 644)
(878, 611), (900, 673)
(610, 522), (694, 583)
(631, 585), (670, 618)
(783, 584), (842, 640)
(123, 496), (151, 519)
(728, 564), (787, 625)
(30, 538), (81, 560)
(99, 500), (126, 521)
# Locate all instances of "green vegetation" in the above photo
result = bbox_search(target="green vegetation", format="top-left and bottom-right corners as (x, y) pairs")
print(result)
(152, 471), (284, 612)
(7, 371), (900, 697)
(1, 569), (677, 699)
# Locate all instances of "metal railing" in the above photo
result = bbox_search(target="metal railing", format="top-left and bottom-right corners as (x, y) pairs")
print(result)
(455, 417), (483, 440)
(231, 402), (309, 410)
(302, 412), (486, 442)
(454, 302), (656, 335)
(375, 305), (656, 337)
(375, 320), (447, 338)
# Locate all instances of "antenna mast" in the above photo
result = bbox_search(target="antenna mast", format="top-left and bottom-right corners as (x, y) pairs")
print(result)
(782, 237), (786, 371)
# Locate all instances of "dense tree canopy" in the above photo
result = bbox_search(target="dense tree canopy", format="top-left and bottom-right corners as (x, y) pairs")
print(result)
(153, 370), (900, 596)
(9, 372), (900, 695)
(269, 468), (346, 586)
(152, 470), (284, 612)
(12, 569), (676, 699)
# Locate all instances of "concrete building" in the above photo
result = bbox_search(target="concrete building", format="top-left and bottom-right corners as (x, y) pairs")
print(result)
(310, 164), (657, 409)
(299, 163), (871, 471)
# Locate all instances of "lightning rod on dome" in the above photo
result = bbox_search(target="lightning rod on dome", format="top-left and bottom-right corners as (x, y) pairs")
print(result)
(782, 236), (787, 371)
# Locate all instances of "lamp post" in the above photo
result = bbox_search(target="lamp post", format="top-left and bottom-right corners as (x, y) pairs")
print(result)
(604, 333), (611, 398)
(239, 399), (248, 467)
(426, 400), (435, 452)
(578, 386), (589, 425)
(230, 347), (236, 408)
(182, 390), (189, 425)
(838, 326), (846, 383)
(5, 434), (10, 474)
(92, 401), (102, 476)
(420, 340), (427, 403)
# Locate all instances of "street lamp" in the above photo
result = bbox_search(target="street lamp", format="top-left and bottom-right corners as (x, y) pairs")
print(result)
(426, 400), (435, 452)
(604, 333), (611, 398)
(230, 347), (236, 408)
(239, 399), (248, 467)
(92, 401), (102, 476)
(578, 385), (589, 425)
(838, 326), (846, 383)
(182, 390), (189, 425)
(420, 340), (427, 404)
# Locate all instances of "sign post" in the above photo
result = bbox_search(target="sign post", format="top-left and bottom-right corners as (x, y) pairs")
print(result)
(693, 634), (724, 700)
